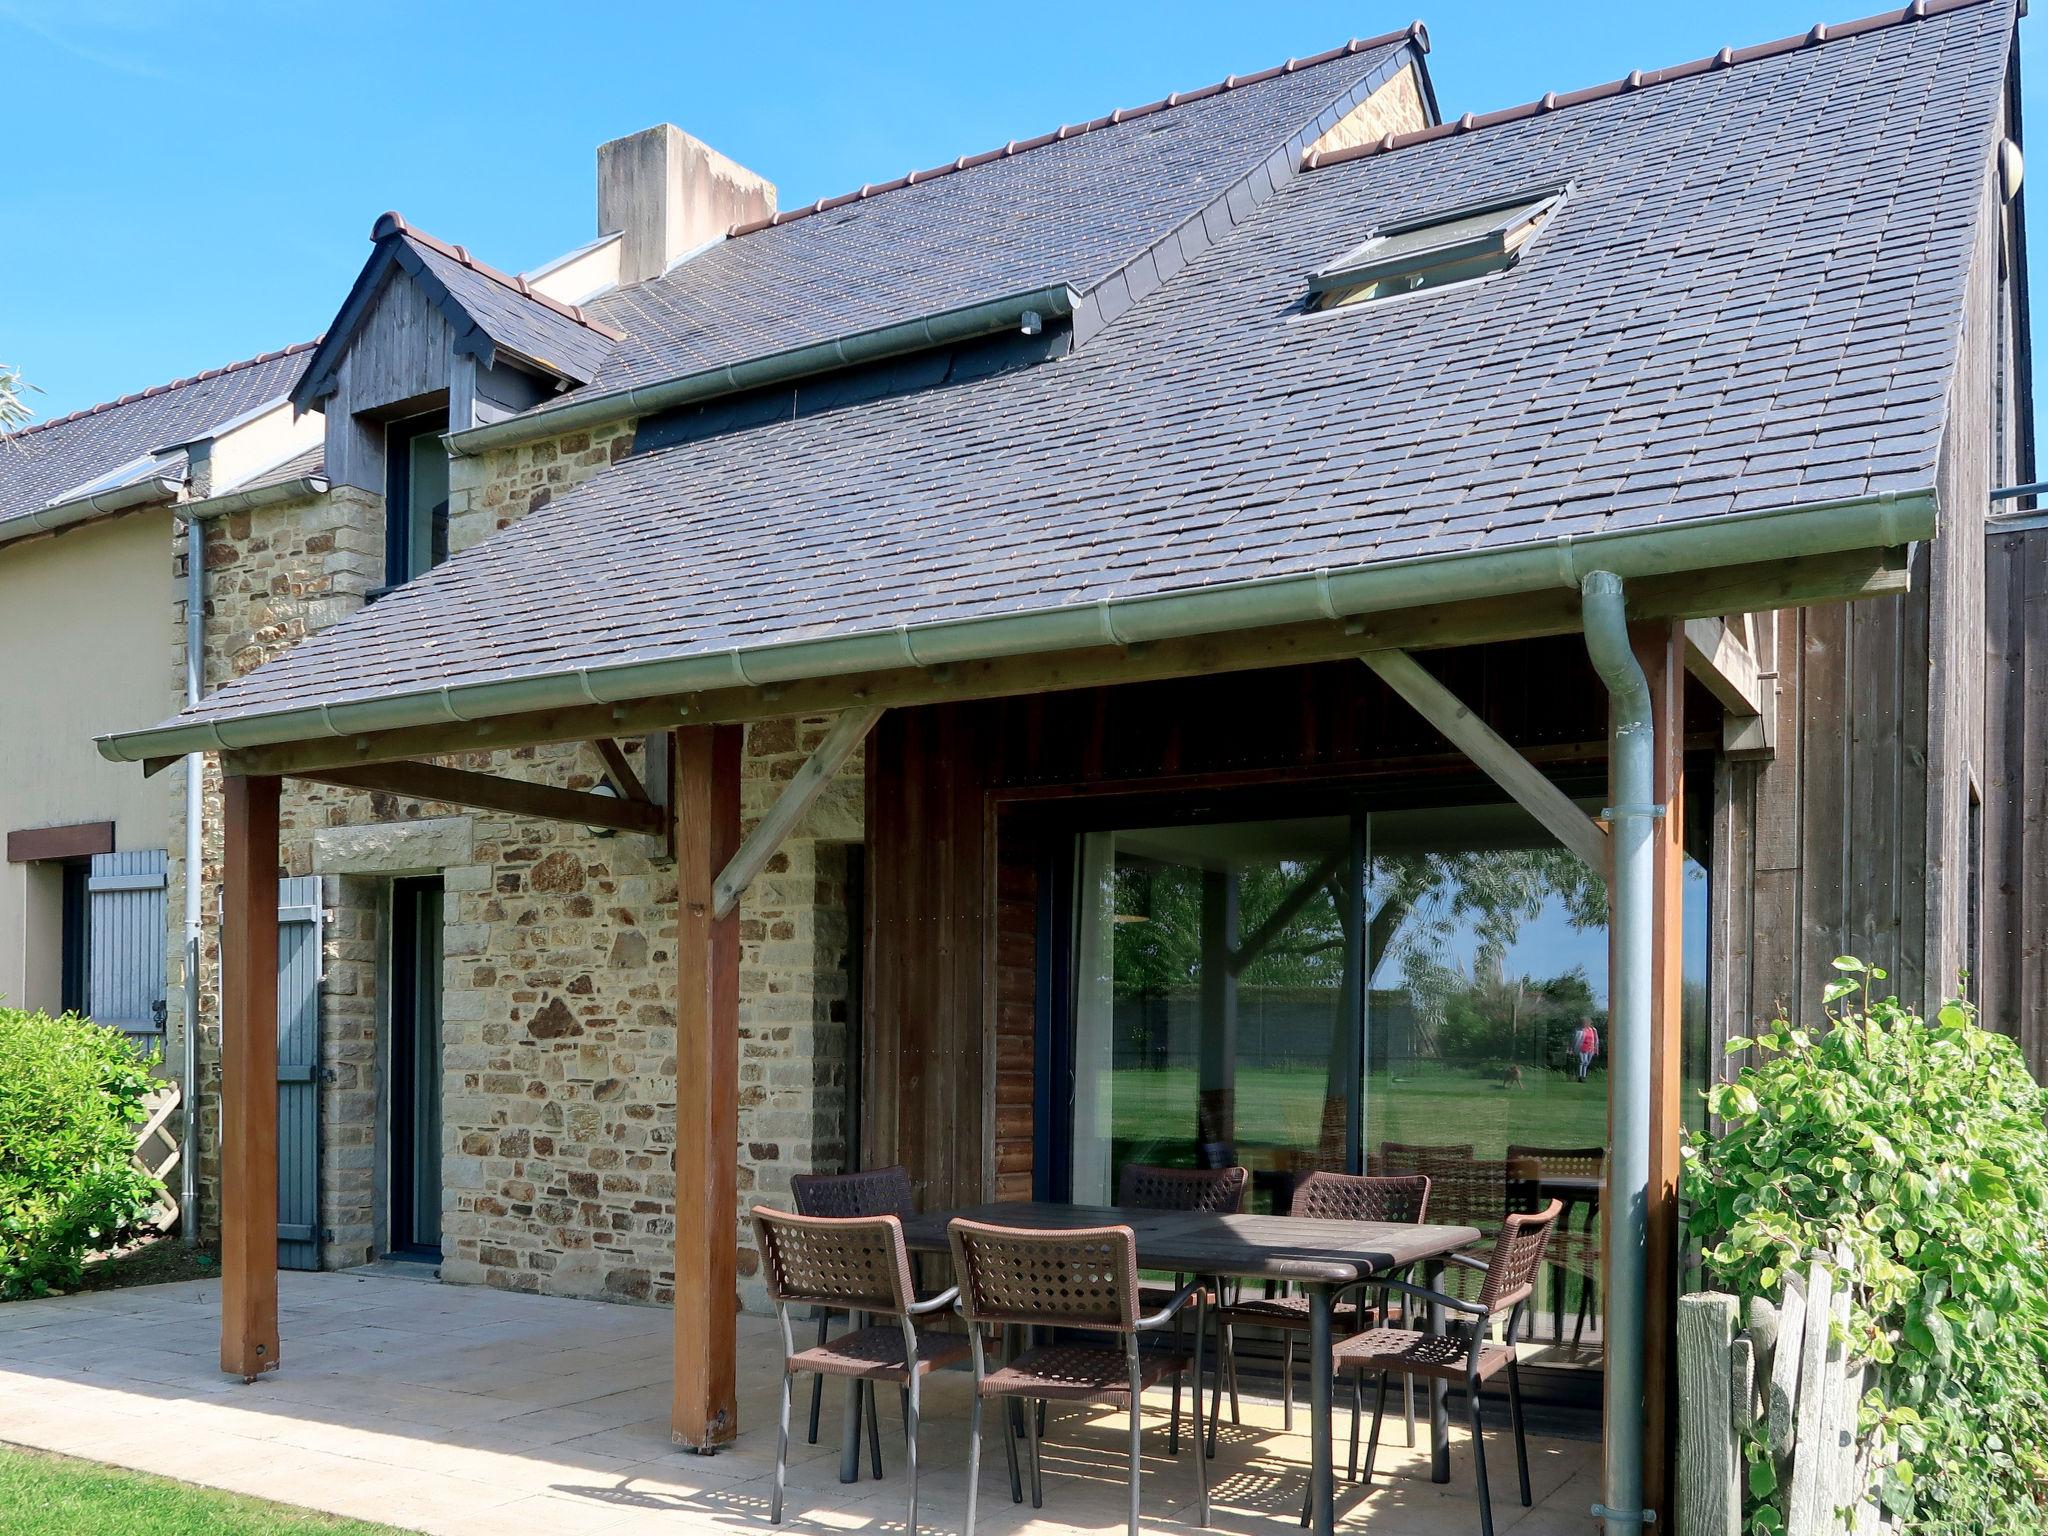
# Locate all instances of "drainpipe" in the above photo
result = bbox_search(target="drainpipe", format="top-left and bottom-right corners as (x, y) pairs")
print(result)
(1580, 569), (1655, 1535)
(177, 509), (205, 1244)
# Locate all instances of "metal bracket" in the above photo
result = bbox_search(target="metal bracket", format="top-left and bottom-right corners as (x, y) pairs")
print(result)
(1601, 804), (1668, 819)
(1590, 1506), (1656, 1525)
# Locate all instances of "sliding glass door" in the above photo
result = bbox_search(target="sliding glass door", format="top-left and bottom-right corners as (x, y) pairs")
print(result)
(1058, 793), (1709, 1369)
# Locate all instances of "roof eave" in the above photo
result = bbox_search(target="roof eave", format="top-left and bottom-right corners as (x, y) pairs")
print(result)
(0, 475), (182, 552)
(96, 487), (1936, 764)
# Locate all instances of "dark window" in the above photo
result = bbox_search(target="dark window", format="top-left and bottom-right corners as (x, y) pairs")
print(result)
(389, 877), (444, 1259)
(382, 411), (451, 590)
(1967, 777), (1983, 1001)
(59, 861), (90, 1016)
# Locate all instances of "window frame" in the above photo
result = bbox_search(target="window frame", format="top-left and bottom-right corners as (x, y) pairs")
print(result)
(1309, 182), (1571, 308)
(380, 409), (452, 593)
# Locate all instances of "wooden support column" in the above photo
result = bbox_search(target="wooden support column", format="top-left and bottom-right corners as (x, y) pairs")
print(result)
(220, 774), (281, 1380)
(672, 724), (743, 1451)
(1635, 620), (1686, 1525)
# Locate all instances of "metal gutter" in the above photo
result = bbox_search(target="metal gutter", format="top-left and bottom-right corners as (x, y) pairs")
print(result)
(183, 475), (330, 519)
(96, 488), (1932, 765)
(443, 284), (1080, 458)
(0, 475), (181, 550)
(1581, 570), (1654, 1536)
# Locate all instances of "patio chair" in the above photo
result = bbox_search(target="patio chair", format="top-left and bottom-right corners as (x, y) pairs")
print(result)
(1315, 1200), (1562, 1536)
(789, 1165), (916, 1454)
(1206, 1172), (1430, 1442)
(948, 1216), (1208, 1536)
(1117, 1161), (1249, 1443)
(751, 1206), (968, 1535)
(1504, 1144), (1604, 1350)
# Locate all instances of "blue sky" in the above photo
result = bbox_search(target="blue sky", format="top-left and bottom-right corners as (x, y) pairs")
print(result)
(4, 1), (2039, 422)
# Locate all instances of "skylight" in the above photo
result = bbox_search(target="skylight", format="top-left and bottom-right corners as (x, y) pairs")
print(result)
(1310, 185), (1566, 308)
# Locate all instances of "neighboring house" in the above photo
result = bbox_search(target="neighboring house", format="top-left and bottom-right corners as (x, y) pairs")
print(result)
(9, 1), (2037, 1526)
(0, 347), (324, 1031)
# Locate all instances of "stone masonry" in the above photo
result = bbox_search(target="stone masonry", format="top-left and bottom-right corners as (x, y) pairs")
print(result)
(178, 414), (861, 1310)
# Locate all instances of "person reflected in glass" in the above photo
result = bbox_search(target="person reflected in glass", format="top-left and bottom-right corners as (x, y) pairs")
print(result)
(1574, 1017), (1600, 1082)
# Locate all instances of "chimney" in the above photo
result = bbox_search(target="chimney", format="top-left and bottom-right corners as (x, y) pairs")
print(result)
(598, 124), (776, 286)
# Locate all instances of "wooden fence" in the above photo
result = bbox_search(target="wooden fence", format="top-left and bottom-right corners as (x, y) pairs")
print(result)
(1678, 1258), (1892, 1536)
(132, 1083), (182, 1233)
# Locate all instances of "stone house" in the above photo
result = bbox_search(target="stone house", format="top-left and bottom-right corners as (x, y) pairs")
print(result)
(11, 2), (2041, 1527)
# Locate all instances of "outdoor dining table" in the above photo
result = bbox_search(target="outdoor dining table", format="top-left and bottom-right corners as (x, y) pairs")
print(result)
(893, 1200), (1483, 1536)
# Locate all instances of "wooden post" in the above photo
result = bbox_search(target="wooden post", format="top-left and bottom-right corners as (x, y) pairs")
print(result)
(1676, 1292), (1740, 1536)
(672, 724), (743, 1450)
(220, 774), (281, 1380)
(1636, 620), (1687, 1525)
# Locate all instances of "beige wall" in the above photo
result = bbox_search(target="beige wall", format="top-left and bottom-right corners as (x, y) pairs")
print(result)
(0, 509), (177, 1013)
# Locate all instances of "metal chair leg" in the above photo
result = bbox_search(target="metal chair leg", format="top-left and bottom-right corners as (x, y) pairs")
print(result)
(1170, 1364), (1183, 1457)
(904, 1373), (921, 1536)
(1128, 1379), (1144, 1536)
(1347, 1373), (1363, 1482)
(1573, 1276), (1594, 1349)
(966, 1393), (985, 1536)
(1191, 1300), (1209, 1526)
(1023, 1396), (1044, 1508)
(1363, 1370), (1389, 1484)
(867, 1380), (883, 1478)
(1003, 1395), (1022, 1505)
(1281, 1333), (1295, 1431)
(806, 1308), (830, 1443)
(1404, 1371), (1417, 1447)
(1471, 1395), (1494, 1536)
(1508, 1356), (1532, 1507)
(1224, 1323), (1242, 1423)
(1206, 1310), (1224, 1458)
(773, 1369), (793, 1523)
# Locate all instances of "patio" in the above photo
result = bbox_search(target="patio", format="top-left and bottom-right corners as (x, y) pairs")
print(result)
(0, 1271), (1598, 1535)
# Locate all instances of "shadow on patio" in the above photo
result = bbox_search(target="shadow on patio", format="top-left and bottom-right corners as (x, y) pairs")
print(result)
(0, 1272), (1598, 1535)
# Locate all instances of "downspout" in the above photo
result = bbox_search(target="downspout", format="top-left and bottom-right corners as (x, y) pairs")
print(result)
(178, 509), (205, 1244)
(1580, 570), (1655, 1534)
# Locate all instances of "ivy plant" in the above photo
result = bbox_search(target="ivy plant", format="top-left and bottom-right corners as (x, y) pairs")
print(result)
(1682, 960), (2048, 1534)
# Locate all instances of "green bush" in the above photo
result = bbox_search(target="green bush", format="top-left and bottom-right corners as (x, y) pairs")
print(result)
(0, 1008), (162, 1299)
(1682, 960), (2048, 1534)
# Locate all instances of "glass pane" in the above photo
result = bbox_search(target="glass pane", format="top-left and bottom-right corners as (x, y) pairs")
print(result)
(407, 432), (449, 579)
(1070, 816), (1356, 1213)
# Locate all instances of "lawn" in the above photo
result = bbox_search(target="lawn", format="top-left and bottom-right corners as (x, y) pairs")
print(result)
(1106, 1062), (1613, 1173)
(0, 1447), (415, 1536)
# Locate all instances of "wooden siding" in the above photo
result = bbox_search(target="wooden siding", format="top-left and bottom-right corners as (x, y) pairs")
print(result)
(863, 640), (1712, 1204)
(324, 270), (459, 495)
(1986, 526), (2048, 1076)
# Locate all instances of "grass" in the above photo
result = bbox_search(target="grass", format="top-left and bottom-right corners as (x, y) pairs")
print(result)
(0, 1447), (415, 1536)
(1107, 1062), (1612, 1172)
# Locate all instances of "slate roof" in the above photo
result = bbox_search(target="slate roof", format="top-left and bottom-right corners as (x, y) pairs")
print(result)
(0, 344), (315, 523)
(292, 216), (622, 411)
(120, 0), (2015, 744)
(570, 32), (1426, 399)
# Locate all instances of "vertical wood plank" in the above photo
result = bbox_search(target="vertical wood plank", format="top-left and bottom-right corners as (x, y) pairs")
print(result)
(220, 774), (281, 1380)
(1676, 1293), (1740, 1536)
(672, 724), (742, 1451)
(1635, 620), (1686, 1528)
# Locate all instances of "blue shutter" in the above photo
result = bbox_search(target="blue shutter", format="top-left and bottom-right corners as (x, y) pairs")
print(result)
(276, 877), (322, 1271)
(87, 850), (168, 1047)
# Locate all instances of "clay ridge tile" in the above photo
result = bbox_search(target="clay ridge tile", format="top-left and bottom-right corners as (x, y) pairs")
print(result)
(725, 23), (1430, 239)
(371, 212), (627, 341)
(3, 339), (322, 443)
(1304, 0), (1988, 170)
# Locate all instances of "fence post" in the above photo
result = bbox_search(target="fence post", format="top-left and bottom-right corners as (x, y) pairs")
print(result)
(1677, 1291), (1741, 1536)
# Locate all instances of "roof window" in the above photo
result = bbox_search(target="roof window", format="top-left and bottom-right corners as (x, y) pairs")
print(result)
(1310, 185), (1566, 308)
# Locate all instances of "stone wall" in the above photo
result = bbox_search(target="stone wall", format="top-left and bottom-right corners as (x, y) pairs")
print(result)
(181, 413), (862, 1313)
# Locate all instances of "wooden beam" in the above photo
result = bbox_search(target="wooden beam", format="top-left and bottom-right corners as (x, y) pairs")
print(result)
(1636, 619), (1687, 1527)
(712, 708), (881, 920)
(217, 546), (1913, 780)
(672, 725), (742, 1451)
(292, 760), (664, 837)
(6, 820), (115, 863)
(1362, 649), (1609, 875)
(220, 775), (281, 1381)
(591, 738), (651, 804)
(1683, 618), (1765, 716)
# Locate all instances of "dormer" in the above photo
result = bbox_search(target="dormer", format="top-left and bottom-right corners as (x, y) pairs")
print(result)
(291, 213), (624, 592)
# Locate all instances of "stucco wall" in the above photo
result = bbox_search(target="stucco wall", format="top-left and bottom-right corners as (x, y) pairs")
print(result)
(0, 509), (177, 1014)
